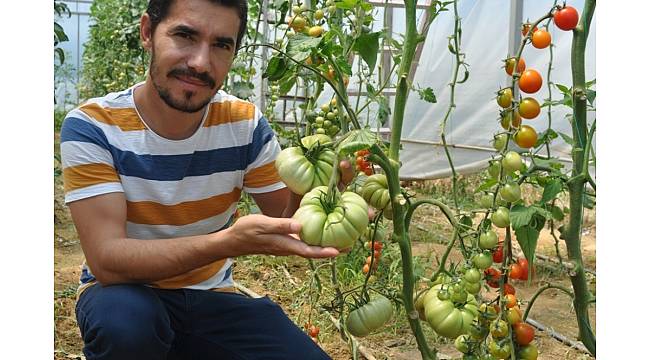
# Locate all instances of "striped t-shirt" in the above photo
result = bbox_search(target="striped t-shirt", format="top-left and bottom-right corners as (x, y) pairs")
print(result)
(60, 83), (285, 291)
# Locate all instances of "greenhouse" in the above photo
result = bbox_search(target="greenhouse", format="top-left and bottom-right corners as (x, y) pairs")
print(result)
(52, 0), (598, 359)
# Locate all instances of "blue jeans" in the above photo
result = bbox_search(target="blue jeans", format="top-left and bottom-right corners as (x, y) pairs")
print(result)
(75, 283), (331, 360)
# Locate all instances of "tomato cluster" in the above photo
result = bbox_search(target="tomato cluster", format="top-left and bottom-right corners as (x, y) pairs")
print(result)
(362, 222), (385, 274)
(288, 2), (329, 38)
(308, 98), (343, 137)
(355, 149), (373, 176)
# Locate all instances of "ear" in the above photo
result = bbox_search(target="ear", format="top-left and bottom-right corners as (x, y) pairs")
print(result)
(140, 13), (153, 51)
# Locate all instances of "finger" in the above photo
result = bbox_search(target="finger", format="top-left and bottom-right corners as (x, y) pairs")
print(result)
(273, 234), (340, 258)
(262, 216), (302, 235)
(367, 207), (376, 220)
(339, 159), (355, 185)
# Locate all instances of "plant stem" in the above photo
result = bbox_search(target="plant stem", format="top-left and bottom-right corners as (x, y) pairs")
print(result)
(564, 0), (596, 355)
(523, 283), (574, 321)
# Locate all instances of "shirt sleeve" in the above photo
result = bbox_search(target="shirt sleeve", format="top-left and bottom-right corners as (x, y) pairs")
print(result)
(242, 108), (286, 194)
(60, 109), (124, 204)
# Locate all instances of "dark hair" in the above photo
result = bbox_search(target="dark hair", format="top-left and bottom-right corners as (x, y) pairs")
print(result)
(146, 0), (248, 49)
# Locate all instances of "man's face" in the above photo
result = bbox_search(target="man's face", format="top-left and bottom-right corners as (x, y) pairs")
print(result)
(144, 0), (240, 113)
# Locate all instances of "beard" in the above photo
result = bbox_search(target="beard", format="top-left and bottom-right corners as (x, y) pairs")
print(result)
(149, 47), (219, 113)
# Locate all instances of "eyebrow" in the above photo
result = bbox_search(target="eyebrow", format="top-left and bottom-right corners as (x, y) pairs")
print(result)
(169, 24), (235, 46)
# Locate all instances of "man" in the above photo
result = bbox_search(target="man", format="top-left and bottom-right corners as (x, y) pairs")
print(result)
(60, 0), (352, 358)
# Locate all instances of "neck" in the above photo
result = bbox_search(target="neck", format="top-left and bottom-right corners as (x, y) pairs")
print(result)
(133, 79), (208, 140)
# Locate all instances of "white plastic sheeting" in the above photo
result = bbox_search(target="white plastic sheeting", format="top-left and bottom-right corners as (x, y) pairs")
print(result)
(397, 0), (596, 179)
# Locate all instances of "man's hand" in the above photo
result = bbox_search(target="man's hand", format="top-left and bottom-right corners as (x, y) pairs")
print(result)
(225, 214), (340, 259)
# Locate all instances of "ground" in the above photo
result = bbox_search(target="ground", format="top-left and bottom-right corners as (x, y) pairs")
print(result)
(54, 136), (595, 360)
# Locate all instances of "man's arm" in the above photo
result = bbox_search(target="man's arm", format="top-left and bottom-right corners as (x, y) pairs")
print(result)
(69, 192), (338, 286)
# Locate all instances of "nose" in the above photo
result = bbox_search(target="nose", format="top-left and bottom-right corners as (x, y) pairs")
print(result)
(187, 42), (211, 75)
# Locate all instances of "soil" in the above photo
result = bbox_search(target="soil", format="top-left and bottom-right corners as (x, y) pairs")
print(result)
(54, 144), (596, 360)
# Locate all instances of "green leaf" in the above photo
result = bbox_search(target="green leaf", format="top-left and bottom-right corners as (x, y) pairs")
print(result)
(558, 132), (574, 146)
(377, 95), (391, 126)
(335, 57), (353, 76)
(586, 89), (596, 106)
(263, 56), (288, 81)
(458, 215), (473, 233)
(554, 83), (570, 94)
(55, 48), (65, 65)
(335, 0), (359, 10)
(476, 178), (498, 193)
(286, 33), (322, 62)
(540, 179), (563, 203)
(366, 83), (376, 94)
(337, 129), (378, 156)
(509, 205), (537, 230)
(550, 205), (565, 221)
(514, 225), (540, 267)
(417, 87), (437, 104)
(278, 73), (297, 94)
(352, 32), (380, 73)
(231, 81), (255, 100)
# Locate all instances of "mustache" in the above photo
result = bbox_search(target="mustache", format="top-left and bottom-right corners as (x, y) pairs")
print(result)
(168, 68), (216, 89)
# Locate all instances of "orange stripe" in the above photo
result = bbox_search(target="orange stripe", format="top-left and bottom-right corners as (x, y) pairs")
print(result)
(204, 101), (255, 127)
(126, 188), (242, 226)
(151, 259), (227, 289)
(63, 163), (121, 193)
(244, 161), (282, 188)
(79, 103), (146, 131)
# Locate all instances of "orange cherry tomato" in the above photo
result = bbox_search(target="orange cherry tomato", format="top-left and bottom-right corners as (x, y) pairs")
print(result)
(519, 69), (543, 94)
(532, 29), (552, 49)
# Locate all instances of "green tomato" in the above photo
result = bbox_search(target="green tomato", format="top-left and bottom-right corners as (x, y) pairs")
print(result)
(472, 251), (493, 270)
(315, 116), (325, 124)
(479, 230), (498, 250)
(293, 186), (369, 249)
(496, 88), (513, 108)
(364, 222), (386, 242)
(423, 284), (479, 338)
(451, 284), (468, 303)
(345, 295), (393, 337)
(455, 334), (471, 354)
(479, 193), (494, 208)
(437, 288), (451, 301)
(488, 340), (512, 359)
(315, 127), (326, 134)
(463, 280), (481, 295)
(326, 111), (336, 120)
(499, 182), (521, 203)
(314, 9), (324, 20)
(517, 344), (539, 360)
(275, 138), (337, 195)
(488, 161), (501, 179)
(491, 207), (510, 228)
(320, 103), (330, 112)
(361, 174), (391, 210)
(493, 134), (508, 151)
(468, 321), (489, 340)
(464, 268), (482, 283)
(502, 151), (522, 173)
(490, 319), (510, 338)
(323, 120), (332, 127)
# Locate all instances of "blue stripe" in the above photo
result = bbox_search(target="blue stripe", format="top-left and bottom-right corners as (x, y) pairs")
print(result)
(60, 116), (111, 150)
(248, 116), (275, 165)
(59, 115), (277, 181)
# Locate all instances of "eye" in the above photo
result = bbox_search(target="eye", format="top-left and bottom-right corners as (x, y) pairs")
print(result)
(214, 42), (232, 51)
(175, 32), (192, 40)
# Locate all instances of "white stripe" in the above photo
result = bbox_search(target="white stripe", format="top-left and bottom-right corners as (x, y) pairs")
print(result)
(120, 171), (243, 204)
(246, 138), (281, 171)
(125, 202), (237, 239)
(64, 183), (124, 204)
(244, 181), (287, 194)
(60, 141), (115, 169)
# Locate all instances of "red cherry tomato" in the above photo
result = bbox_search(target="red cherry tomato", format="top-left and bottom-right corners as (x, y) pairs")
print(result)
(554, 6), (579, 31)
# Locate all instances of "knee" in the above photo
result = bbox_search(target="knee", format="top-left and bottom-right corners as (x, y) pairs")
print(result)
(77, 285), (173, 359)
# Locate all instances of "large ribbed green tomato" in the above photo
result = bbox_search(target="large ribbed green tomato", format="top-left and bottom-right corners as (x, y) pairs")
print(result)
(361, 174), (391, 210)
(293, 186), (369, 249)
(345, 295), (394, 337)
(275, 135), (338, 195)
(423, 284), (479, 338)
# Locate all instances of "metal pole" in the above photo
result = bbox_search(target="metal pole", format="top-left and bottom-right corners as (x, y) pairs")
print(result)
(508, 0), (523, 98)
